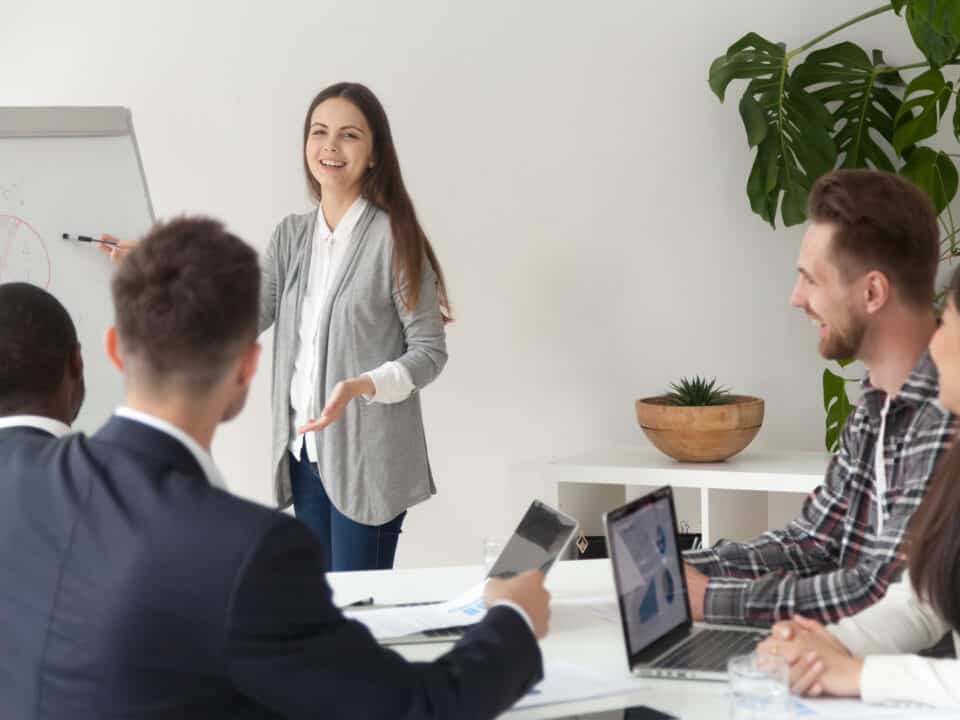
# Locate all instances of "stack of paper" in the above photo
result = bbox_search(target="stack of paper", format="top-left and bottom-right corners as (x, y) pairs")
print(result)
(344, 583), (487, 641)
(794, 697), (958, 719)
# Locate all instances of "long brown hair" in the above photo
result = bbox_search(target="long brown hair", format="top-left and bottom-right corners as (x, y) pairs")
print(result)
(302, 83), (452, 321)
(907, 265), (960, 629)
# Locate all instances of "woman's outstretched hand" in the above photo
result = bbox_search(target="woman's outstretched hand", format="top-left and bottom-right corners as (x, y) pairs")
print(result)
(297, 376), (376, 433)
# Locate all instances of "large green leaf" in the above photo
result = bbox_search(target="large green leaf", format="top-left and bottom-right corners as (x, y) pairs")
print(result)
(709, 32), (786, 102)
(823, 367), (853, 453)
(900, 147), (959, 212)
(794, 43), (902, 172)
(893, 68), (952, 153)
(710, 32), (837, 227)
(954, 91), (960, 143)
(894, 0), (960, 68)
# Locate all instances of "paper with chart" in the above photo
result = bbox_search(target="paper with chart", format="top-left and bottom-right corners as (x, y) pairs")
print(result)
(0, 108), (154, 433)
(345, 582), (488, 640)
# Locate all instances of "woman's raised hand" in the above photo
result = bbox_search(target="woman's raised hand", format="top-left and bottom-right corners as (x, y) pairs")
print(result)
(98, 233), (135, 265)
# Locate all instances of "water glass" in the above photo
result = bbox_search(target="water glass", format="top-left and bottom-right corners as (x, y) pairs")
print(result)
(482, 535), (508, 576)
(728, 652), (793, 720)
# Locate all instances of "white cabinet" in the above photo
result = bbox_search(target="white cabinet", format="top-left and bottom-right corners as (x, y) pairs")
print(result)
(545, 447), (827, 545)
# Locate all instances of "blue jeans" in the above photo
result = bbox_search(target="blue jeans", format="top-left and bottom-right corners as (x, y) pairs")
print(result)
(289, 447), (406, 572)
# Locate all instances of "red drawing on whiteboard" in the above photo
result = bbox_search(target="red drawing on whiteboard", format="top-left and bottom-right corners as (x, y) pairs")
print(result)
(0, 214), (51, 288)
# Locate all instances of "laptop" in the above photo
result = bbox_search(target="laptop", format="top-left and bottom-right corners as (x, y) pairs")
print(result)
(381, 499), (579, 645)
(603, 486), (765, 680)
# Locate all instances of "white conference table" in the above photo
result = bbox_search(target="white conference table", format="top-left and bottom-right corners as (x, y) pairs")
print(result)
(328, 559), (734, 719)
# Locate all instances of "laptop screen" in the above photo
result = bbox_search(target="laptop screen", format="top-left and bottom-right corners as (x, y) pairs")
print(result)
(606, 488), (690, 659)
(486, 500), (578, 579)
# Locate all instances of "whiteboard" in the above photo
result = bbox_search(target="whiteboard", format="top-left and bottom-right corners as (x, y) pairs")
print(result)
(0, 107), (154, 433)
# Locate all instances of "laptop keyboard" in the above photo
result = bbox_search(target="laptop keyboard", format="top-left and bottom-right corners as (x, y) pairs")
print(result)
(652, 629), (764, 673)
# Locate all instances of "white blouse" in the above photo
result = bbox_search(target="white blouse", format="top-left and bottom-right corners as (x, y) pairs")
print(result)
(827, 578), (960, 707)
(289, 198), (414, 462)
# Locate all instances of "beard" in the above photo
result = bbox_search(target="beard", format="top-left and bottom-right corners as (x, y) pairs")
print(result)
(818, 314), (866, 361)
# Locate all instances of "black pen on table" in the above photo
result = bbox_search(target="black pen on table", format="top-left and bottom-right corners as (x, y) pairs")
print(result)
(62, 232), (119, 248)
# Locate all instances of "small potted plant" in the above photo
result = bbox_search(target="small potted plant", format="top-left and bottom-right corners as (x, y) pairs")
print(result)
(635, 376), (764, 462)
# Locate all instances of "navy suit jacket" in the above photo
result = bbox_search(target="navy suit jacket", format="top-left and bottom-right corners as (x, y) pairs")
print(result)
(0, 418), (542, 719)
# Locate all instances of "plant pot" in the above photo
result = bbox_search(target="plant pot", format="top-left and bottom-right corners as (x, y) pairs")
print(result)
(635, 395), (764, 463)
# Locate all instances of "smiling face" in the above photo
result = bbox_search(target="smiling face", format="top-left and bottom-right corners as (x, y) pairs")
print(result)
(304, 97), (374, 198)
(790, 222), (870, 361)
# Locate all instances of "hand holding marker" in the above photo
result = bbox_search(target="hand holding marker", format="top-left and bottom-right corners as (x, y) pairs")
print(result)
(63, 232), (132, 265)
(62, 233), (118, 248)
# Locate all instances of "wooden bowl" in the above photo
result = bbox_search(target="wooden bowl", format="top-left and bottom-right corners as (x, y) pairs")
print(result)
(635, 395), (764, 462)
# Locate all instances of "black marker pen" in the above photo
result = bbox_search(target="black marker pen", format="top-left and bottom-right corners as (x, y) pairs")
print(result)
(62, 233), (119, 248)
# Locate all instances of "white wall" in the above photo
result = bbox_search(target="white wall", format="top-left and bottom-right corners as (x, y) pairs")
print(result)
(2, 1), (924, 566)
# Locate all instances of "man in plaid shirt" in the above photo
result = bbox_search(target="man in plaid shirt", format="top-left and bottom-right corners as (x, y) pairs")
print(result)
(684, 169), (956, 627)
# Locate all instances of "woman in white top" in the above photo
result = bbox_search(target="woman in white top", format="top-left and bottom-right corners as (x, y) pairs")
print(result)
(757, 265), (960, 707)
(103, 84), (451, 573)
(256, 83), (452, 572)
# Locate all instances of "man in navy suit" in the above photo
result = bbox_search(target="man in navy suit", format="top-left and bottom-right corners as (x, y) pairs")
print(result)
(0, 282), (85, 438)
(0, 218), (549, 719)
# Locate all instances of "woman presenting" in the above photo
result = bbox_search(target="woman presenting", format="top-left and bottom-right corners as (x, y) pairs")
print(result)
(256, 82), (451, 571)
(102, 83), (448, 571)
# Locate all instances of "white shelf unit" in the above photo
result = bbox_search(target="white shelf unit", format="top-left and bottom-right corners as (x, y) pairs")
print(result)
(545, 446), (828, 545)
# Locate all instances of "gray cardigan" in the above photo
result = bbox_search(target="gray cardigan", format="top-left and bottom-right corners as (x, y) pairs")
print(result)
(258, 204), (447, 525)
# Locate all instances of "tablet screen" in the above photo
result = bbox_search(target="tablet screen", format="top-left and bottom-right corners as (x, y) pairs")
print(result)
(486, 500), (578, 579)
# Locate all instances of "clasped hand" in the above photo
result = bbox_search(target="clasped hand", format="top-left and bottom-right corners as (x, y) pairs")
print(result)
(756, 616), (863, 698)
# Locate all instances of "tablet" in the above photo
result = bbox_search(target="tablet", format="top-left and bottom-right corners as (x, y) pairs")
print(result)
(486, 500), (579, 579)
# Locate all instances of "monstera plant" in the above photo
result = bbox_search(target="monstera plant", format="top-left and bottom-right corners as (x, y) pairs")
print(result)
(710, 1), (960, 451)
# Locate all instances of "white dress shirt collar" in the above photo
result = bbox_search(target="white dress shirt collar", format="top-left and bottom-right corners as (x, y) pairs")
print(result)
(0, 415), (71, 438)
(317, 195), (369, 241)
(114, 406), (226, 490)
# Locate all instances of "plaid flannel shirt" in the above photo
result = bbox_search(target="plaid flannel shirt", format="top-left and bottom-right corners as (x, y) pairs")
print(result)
(685, 351), (955, 627)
